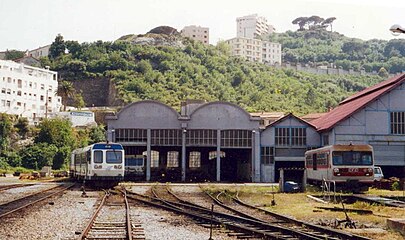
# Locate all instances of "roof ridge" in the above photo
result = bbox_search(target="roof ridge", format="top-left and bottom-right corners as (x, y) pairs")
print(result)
(340, 74), (405, 105)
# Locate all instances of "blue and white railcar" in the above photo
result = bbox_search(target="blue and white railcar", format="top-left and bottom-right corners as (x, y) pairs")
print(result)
(70, 142), (125, 181)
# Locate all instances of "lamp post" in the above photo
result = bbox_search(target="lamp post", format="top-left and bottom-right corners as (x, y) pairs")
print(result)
(390, 24), (405, 35)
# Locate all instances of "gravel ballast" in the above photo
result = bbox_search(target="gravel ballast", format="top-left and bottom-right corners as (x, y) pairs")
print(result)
(0, 189), (100, 240)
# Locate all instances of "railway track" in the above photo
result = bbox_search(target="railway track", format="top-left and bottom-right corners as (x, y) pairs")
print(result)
(0, 183), (75, 218)
(128, 185), (346, 240)
(194, 187), (371, 240)
(79, 189), (145, 240)
(0, 183), (34, 192)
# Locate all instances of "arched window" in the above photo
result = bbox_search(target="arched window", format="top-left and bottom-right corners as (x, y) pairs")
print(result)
(143, 150), (160, 168)
(167, 151), (179, 168)
(189, 151), (201, 168)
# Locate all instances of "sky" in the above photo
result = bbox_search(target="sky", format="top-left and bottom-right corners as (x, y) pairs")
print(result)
(1, 0), (405, 51)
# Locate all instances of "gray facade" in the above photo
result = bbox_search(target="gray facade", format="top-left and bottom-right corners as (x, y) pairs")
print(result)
(260, 114), (320, 182)
(106, 100), (261, 182)
(106, 76), (405, 182)
(321, 82), (405, 177)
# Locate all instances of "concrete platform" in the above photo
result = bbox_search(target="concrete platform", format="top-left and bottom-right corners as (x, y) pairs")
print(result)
(387, 218), (405, 236)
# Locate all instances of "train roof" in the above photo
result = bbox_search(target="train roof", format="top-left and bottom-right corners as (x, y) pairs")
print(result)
(72, 142), (123, 154)
(305, 144), (373, 154)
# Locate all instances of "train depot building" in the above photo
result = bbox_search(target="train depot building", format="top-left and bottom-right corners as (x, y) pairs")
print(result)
(107, 74), (405, 182)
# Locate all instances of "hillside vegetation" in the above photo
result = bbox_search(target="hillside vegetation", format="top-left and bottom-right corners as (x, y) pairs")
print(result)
(269, 29), (405, 73)
(43, 33), (384, 114)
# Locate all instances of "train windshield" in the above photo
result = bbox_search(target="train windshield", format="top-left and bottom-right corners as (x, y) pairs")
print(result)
(106, 150), (123, 163)
(94, 151), (103, 163)
(332, 151), (373, 166)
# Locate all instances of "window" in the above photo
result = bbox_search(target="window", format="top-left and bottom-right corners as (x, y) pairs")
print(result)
(291, 128), (306, 145)
(332, 151), (373, 166)
(208, 151), (225, 160)
(275, 127), (306, 146)
(167, 151), (179, 168)
(1, 88), (5, 94)
(391, 112), (405, 134)
(40, 95), (44, 101)
(261, 147), (274, 165)
(106, 150), (123, 163)
(187, 130), (217, 146)
(275, 128), (290, 145)
(94, 150), (103, 163)
(40, 84), (45, 90)
(151, 129), (182, 146)
(221, 130), (252, 148)
(189, 151), (201, 168)
(115, 129), (147, 142)
(17, 91), (21, 96)
(150, 150), (159, 168)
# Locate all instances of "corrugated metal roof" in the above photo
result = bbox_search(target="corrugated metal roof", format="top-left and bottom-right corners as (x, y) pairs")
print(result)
(311, 73), (405, 131)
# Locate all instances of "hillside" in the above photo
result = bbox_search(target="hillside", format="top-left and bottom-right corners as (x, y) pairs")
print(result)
(269, 29), (405, 74)
(44, 32), (384, 115)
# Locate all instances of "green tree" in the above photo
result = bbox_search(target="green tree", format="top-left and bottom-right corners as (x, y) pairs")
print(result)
(73, 93), (85, 109)
(0, 114), (13, 155)
(292, 17), (309, 31)
(5, 50), (25, 60)
(57, 81), (75, 111)
(21, 143), (58, 170)
(378, 67), (389, 78)
(35, 118), (75, 149)
(14, 117), (29, 139)
(49, 34), (66, 59)
(89, 125), (106, 144)
(322, 17), (337, 32)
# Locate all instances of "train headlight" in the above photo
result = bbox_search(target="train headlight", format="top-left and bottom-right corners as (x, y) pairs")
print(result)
(94, 165), (102, 169)
(333, 168), (339, 173)
(367, 168), (373, 173)
(117, 165), (122, 169)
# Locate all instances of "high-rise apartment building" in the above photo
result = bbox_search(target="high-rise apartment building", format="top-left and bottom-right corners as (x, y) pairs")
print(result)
(226, 37), (282, 64)
(237, 14), (275, 39)
(181, 25), (209, 45)
(0, 60), (61, 124)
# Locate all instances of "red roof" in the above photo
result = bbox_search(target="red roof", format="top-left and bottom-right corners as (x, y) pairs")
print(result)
(312, 73), (405, 131)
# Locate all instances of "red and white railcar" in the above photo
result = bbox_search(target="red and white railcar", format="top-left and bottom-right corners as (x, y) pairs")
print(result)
(305, 144), (374, 190)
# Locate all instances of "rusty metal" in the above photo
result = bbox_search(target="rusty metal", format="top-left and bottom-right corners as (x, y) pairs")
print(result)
(80, 188), (142, 240)
(79, 190), (109, 239)
(128, 186), (326, 240)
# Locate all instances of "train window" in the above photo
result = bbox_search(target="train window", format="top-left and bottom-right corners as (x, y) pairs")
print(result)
(332, 151), (373, 165)
(94, 151), (103, 163)
(106, 150), (123, 163)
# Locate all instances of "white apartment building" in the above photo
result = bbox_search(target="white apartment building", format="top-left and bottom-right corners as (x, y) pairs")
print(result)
(0, 60), (61, 124)
(181, 25), (209, 45)
(226, 37), (282, 64)
(237, 14), (275, 39)
(27, 45), (51, 59)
